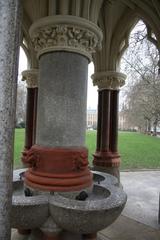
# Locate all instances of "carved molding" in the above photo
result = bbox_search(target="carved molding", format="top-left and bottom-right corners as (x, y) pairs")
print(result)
(92, 71), (126, 90)
(29, 15), (103, 61)
(22, 69), (38, 88)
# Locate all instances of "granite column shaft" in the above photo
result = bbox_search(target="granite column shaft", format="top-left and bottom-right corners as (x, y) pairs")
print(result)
(0, 0), (21, 239)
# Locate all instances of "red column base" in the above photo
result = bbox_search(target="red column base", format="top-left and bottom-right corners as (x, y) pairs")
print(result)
(23, 145), (93, 192)
(93, 151), (120, 168)
(18, 229), (31, 235)
(43, 233), (60, 240)
(83, 233), (97, 239)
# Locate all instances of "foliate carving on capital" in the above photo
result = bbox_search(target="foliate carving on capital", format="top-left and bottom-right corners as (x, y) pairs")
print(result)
(22, 69), (38, 88)
(92, 71), (126, 90)
(29, 16), (103, 61)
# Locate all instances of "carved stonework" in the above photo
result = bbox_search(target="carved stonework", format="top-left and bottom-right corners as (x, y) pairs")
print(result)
(24, 145), (92, 192)
(73, 151), (88, 171)
(92, 71), (126, 90)
(29, 15), (103, 61)
(22, 69), (38, 88)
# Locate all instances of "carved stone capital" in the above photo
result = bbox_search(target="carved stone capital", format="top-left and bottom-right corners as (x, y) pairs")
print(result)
(92, 71), (126, 90)
(22, 69), (38, 88)
(29, 15), (103, 61)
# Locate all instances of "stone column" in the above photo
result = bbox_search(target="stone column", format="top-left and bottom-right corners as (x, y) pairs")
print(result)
(19, 69), (38, 236)
(33, 86), (38, 144)
(110, 90), (119, 153)
(23, 15), (102, 193)
(21, 69), (38, 165)
(92, 71), (126, 179)
(96, 91), (102, 152)
(0, 0), (21, 239)
(100, 90), (111, 152)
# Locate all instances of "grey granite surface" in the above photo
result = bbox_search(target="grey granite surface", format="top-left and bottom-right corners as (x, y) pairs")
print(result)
(36, 51), (88, 147)
(0, 1), (21, 239)
(12, 170), (126, 237)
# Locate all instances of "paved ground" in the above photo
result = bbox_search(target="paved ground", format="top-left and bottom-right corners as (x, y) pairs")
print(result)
(99, 215), (160, 240)
(98, 171), (160, 240)
(121, 171), (160, 229)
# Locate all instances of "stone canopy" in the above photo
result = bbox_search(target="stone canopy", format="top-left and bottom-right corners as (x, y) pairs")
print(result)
(22, 0), (160, 72)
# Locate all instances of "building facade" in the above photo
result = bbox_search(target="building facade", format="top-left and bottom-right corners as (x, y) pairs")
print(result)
(87, 109), (97, 129)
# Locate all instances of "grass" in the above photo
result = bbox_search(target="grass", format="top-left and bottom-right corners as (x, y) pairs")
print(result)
(14, 129), (160, 170)
(119, 131), (160, 169)
(14, 129), (25, 169)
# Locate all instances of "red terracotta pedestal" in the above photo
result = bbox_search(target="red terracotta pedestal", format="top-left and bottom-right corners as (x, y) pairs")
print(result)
(24, 145), (92, 192)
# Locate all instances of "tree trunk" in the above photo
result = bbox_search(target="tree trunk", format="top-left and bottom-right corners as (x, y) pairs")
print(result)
(153, 121), (157, 136)
(148, 120), (151, 132)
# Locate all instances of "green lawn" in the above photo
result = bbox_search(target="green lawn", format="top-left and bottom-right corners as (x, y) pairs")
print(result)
(119, 131), (160, 169)
(14, 129), (25, 169)
(14, 129), (160, 169)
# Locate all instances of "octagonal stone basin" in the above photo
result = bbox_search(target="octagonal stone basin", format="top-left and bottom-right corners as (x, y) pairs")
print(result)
(11, 169), (49, 229)
(11, 169), (127, 233)
(49, 171), (127, 234)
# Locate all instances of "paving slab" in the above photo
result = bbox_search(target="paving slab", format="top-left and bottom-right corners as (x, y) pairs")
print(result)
(98, 215), (160, 240)
(120, 171), (160, 229)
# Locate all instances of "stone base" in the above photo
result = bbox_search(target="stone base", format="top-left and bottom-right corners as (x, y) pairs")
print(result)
(92, 165), (120, 182)
(93, 151), (120, 168)
(93, 151), (120, 181)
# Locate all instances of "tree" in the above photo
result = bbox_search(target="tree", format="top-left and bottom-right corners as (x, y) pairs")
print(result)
(120, 21), (160, 135)
(16, 83), (26, 127)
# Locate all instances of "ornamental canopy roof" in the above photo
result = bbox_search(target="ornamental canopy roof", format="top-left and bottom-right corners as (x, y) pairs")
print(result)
(22, 0), (160, 70)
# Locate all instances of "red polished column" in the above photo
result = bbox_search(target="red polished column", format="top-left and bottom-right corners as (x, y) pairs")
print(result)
(25, 88), (35, 149)
(110, 90), (119, 153)
(100, 90), (110, 152)
(109, 89), (120, 179)
(96, 91), (102, 152)
(19, 72), (38, 236)
(21, 69), (38, 166)
(32, 87), (38, 144)
(92, 70), (126, 179)
(21, 87), (37, 165)
(93, 89), (112, 168)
